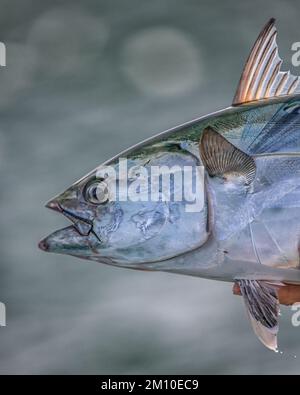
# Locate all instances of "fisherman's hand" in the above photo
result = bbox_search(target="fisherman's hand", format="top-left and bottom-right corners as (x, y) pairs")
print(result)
(233, 282), (300, 306)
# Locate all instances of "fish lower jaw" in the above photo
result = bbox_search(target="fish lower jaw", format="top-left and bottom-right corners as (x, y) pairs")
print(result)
(38, 225), (96, 254)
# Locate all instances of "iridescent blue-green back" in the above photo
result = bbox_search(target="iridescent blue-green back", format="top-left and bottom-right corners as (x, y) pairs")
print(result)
(146, 95), (300, 157)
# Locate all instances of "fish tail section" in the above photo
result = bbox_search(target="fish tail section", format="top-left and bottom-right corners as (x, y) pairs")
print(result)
(237, 279), (282, 351)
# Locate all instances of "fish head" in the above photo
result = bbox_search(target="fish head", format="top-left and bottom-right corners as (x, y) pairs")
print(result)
(39, 143), (209, 269)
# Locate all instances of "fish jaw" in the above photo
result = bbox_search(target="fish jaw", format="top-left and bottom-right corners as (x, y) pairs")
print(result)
(39, 184), (102, 258)
(38, 225), (105, 260)
(45, 188), (95, 236)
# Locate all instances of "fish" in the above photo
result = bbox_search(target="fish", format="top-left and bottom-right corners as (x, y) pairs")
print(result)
(39, 18), (300, 351)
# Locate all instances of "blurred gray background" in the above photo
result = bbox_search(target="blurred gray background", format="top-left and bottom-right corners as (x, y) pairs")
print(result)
(0, 0), (299, 374)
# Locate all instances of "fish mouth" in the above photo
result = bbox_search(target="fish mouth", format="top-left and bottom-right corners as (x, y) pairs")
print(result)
(38, 199), (96, 253)
(45, 199), (93, 236)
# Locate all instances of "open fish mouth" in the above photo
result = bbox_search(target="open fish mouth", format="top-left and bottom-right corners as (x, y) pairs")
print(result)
(45, 200), (93, 236)
(38, 199), (97, 253)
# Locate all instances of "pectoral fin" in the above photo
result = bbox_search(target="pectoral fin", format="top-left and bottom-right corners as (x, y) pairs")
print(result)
(199, 127), (256, 185)
(238, 279), (281, 351)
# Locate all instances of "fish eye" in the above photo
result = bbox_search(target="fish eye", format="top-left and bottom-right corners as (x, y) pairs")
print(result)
(84, 180), (109, 205)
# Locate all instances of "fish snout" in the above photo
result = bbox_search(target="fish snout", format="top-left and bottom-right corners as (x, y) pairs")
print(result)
(45, 199), (62, 213)
(45, 191), (94, 236)
(38, 238), (49, 252)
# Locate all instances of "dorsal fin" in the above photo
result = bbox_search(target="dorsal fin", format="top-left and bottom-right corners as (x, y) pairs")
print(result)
(233, 18), (300, 106)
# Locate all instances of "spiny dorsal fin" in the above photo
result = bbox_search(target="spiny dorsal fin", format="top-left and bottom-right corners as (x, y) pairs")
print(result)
(199, 127), (256, 185)
(233, 18), (300, 106)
